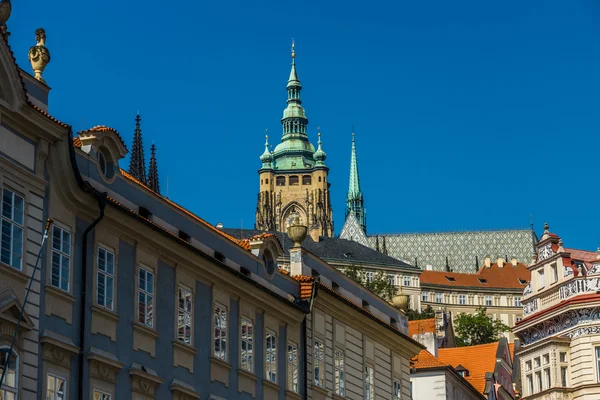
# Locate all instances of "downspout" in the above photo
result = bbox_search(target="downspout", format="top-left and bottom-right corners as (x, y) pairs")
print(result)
(304, 281), (318, 399)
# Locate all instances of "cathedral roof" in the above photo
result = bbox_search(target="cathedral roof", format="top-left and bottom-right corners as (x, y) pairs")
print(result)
(222, 228), (418, 270)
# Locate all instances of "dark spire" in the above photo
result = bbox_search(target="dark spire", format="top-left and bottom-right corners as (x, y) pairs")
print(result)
(475, 256), (479, 273)
(445, 257), (450, 272)
(147, 142), (160, 194)
(129, 114), (146, 182)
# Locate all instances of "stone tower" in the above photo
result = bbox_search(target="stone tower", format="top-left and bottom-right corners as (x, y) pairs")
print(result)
(255, 42), (334, 238)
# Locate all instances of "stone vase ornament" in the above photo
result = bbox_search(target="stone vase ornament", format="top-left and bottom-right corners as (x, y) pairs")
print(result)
(287, 217), (307, 247)
(28, 28), (51, 83)
(392, 294), (409, 312)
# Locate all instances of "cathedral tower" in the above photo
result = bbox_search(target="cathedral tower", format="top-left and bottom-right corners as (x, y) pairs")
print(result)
(255, 42), (334, 238)
(345, 131), (366, 233)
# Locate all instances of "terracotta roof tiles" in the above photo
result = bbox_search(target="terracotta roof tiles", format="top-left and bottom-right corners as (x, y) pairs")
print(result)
(420, 262), (530, 289)
(408, 318), (436, 337)
(77, 126), (127, 151)
(411, 350), (447, 369)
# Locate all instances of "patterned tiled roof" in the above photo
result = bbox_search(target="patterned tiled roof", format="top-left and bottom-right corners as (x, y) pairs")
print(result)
(408, 318), (436, 337)
(420, 262), (530, 289)
(367, 229), (538, 273)
(339, 213), (369, 247)
(437, 341), (514, 395)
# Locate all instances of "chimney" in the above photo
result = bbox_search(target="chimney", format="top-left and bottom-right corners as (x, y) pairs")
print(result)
(484, 256), (491, 268)
(215, 222), (223, 229)
(309, 226), (320, 242)
(497, 257), (504, 268)
(511, 258), (518, 267)
(425, 264), (433, 271)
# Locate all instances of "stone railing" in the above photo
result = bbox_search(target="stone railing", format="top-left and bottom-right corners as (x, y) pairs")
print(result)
(523, 277), (600, 318)
(560, 277), (600, 300)
(539, 287), (561, 308)
(523, 298), (538, 317)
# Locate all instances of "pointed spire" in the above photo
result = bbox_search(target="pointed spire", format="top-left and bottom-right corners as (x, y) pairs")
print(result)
(260, 132), (274, 169)
(288, 39), (299, 84)
(345, 129), (366, 233)
(129, 113), (146, 183)
(314, 127), (327, 166)
(147, 142), (160, 194)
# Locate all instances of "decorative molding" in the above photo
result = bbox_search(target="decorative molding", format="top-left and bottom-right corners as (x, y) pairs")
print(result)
(40, 330), (79, 369)
(559, 277), (600, 301)
(87, 347), (124, 384)
(170, 378), (200, 400)
(588, 264), (600, 276)
(523, 282), (532, 296)
(517, 307), (600, 345)
(129, 363), (163, 397)
(564, 325), (600, 340)
(523, 299), (538, 317)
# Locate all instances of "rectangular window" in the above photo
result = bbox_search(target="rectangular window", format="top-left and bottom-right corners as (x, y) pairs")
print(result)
(240, 318), (253, 372)
(47, 373), (66, 400)
(366, 271), (374, 283)
(516, 316), (523, 323)
(544, 368), (551, 389)
(265, 331), (277, 382)
(534, 356), (541, 368)
(485, 296), (492, 306)
(93, 390), (111, 400)
(459, 294), (466, 305)
(388, 274), (395, 286)
(1, 188), (24, 270)
(514, 296), (521, 307)
(421, 291), (429, 302)
(552, 263), (558, 282)
(535, 371), (542, 392)
(559, 352), (567, 363)
(394, 380), (402, 400)
(96, 247), (115, 310)
(596, 347), (600, 382)
(365, 366), (374, 400)
(177, 287), (193, 344)
(526, 374), (533, 395)
(403, 276), (411, 287)
(539, 269), (545, 288)
(543, 354), (549, 365)
(525, 360), (532, 371)
(213, 304), (228, 360)
(560, 366), (568, 387)
(287, 343), (298, 392)
(314, 340), (325, 387)
(137, 267), (154, 327)
(51, 225), (71, 292)
(334, 350), (345, 396)
(435, 293), (443, 303)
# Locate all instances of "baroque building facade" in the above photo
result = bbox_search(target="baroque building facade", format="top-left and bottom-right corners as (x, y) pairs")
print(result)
(255, 44), (334, 239)
(514, 224), (600, 399)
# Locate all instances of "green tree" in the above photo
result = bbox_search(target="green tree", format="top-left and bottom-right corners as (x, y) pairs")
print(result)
(454, 307), (511, 346)
(407, 304), (435, 321)
(342, 266), (396, 301)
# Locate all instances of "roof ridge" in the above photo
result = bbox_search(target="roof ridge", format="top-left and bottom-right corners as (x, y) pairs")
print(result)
(368, 227), (534, 236)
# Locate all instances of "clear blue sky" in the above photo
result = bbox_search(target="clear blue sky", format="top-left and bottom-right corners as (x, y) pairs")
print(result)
(10, 0), (600, 251)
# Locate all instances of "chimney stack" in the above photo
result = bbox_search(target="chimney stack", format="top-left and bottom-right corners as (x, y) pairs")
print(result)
(511, 258), (518, 267)
(484, 256), (491, 268)
(497, 257), (504, 268)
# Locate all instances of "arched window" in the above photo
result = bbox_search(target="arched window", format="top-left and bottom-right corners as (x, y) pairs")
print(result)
(263, 249), (276, 277)
(302, 175), (312, 185)
(276, 176), (286, 186)
(0, 347), (19, 399)
(261, 179), (263, 185)
(265, 179), (269, 184)
(318, 176), (322, 182)
(289, 176), (299, 186)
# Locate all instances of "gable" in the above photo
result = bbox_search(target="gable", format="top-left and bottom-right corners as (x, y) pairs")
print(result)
(0, 287), (35, 331)
(339, 213), (368, 247)
(0, 37), (26, 111)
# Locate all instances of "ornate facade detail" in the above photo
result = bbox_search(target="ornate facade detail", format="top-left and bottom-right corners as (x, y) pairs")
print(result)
(517, 307), (600, 345)
(537, 243), (554, 262)
(588, 263), (600, 276)
(523, 282), (532, 296)
(559, 277), (600, 300)
(130, 364), (163, 397)
(28, 28), (51, 83)
(87, 347), (124, 384)
(523, 298), (538, 317)
(564, 265), (574, 277)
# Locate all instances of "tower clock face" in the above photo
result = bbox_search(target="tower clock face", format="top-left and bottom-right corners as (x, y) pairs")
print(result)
(538, 244), (553, 261)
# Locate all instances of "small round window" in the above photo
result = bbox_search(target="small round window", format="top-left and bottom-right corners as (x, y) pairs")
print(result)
(263, 249), (276, 277)
(96, 147), (115, 181)
(98, 151), (107, 176)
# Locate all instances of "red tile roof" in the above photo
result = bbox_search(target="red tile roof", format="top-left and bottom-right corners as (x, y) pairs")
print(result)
(566, 248), (599, 264)
(77, 126), (127, 151)
(73, 137), (82, 148)
(411, 349), (447, 369)
(238, 233), (280, 251)
(420, 262), (530, 289)
(408, 318), (436, 337)
(436, 341), (514, 395)
(290, 275), (314, 299)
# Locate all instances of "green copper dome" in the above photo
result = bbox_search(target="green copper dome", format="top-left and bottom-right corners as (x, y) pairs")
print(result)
(260, 135), (273, 169)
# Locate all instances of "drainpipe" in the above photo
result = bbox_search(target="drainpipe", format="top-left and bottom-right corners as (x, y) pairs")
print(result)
(77, 194), (106, 398)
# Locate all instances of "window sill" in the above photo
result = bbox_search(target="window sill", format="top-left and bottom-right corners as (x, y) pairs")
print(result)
(285, 390), (301, 400)
(91, 304), (119, 322)
(210, 356), (231, 370)
(262, 379), (280, 392)
(173, 340), (197, 356)
(133, 322), (159, 339)
(237, 368), (257, 381)
(333, 394), (345, 400)
(45, 284), (76, 304)
(311, 384), (328, 396)
(0, 262), (28, 283)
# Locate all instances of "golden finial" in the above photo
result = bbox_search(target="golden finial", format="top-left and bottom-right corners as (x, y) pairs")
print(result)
(291, 38), (296, 59)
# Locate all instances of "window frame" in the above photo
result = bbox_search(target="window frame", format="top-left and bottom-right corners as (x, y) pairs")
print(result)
(596, 346), (600, 383)
(265, 330), (277, 382)
(485, 295), (492, 306)
(0, 346), (18, 399)
(334, 349), (345, 396)
(514, 296), (522, 307)
(403, 276), (411, 287)
(393, 380), (402, 400)
(137, 266), (155, 328)
(421, 291), (429, 302)
(1, 187), (25, 270)
(96, 246), (115, 311)
(287, 342), (299, 393)
(46, 372), (67, 400)
(313, 340), (325, 387)
(240, 317), (254, 372)
(435, 292), (443, 303)
(365, 365), (375, 400)
(213, 303), (228, 361)
(177, 286), (193, 345)
(50, 224), (72, 292)
(93, 389), (112, 400)
(459, 294), (466, 305)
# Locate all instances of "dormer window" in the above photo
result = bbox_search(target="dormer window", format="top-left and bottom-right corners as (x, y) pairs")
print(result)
(445, 276), (455, 282)
(263, 249), (275, 277)
(455, 365), (469, 377)
(518, 278), (527, 285)
(478, 278), (487, 284)
(98, 151), (107, 176)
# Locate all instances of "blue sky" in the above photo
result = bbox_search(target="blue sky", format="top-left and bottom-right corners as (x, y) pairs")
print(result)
(9, 0), (600, 251)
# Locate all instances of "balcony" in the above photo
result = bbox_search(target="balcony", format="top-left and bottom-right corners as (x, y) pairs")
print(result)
(522, 276), (600, 318)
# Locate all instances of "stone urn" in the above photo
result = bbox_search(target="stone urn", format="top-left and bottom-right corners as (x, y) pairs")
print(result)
(28, 28), (51, 83)
(392, 294), (409, 312)
(287, 217), (307, 247)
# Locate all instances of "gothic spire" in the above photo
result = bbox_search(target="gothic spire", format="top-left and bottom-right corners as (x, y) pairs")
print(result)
(345, 130), (366, 233)
(129, 113), (146, 182)
(147, 142), (160, 194)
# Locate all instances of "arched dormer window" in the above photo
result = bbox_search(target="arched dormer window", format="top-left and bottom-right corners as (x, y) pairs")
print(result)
(0, 347), (19, 399)
(302, 175), (312, 185)
(289, 176), (299, 186)
(276, 176), (286, 186)
(263, 249), (276, 277)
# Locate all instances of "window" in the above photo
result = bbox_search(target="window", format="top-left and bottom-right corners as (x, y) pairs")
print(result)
(485, 296), (492, 306)
(0, 348), (18, 400)
(387, 274), (395, 286)
(559, 352), (567, 363)
(516, 316), (523, 323)
(525, 360), (531, 371)
(314, 340), (325, 387)
(287, 343), (298, 392)
(334, 350), (345, 396)
(393, 380), (402, 400)
(526, 374), (533, 395)
(403, 276), (411, 287)
(544, 368), (551, 389)
(302, 175), (312, 185)
(538, 269), (545, 288)
(535, 371), (542, 392)
(543, 354), (549, 365)
(137, 267), (154, 327)
(552, 263), (558, 283)
(265, 331), (277, 382)
(276, 176), (286, 186)
(177, 287), (193, 344)
(98, 151), (107, 176)
(240, 318), (254, 372)
(47, 373), (66, 400)
(459, 295), (466, 305)
(514, 296), (521, 307)
(560, 366), (568, 387)
(51, 225), (71, 292)
(596, 346), (600, 382)
(213, 304), (228, 360)
(421, 291), (429, 302)
(435, 293), (443, 303)
(366, 271), (374, 283)
(365, 366), (374, 400)
(96, 247), (115, 310)
(445, 276), (455, 282)
(289, 176), (299, 186)
(534, 356), (541, 368)
(478, 278), (487, 284)
(1, 189), (24, 270)
(93, 390), (111, 400)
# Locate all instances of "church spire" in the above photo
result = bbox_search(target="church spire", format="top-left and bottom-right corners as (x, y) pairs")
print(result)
(129, 113), (146, 182)
(147, 142), (160, 194)
(345, 129), (366, 233)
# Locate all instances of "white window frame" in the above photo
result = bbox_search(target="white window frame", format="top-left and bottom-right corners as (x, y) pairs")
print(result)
(1, 188), (24, 270)
(514, 296), (521, 307)
(314, 340), (325, 387)
(560, 366), (568, 387)
(366, 271), (374, 283)
(459, 294), (466, 305)
(213, 303), (228, 360)
(544, 367), (551, 389)
(0, 347), (18, 399)
(538, 269), (545, 289)
(137, 266), (154, 328)
(435, 292), (443, 303)
(51, 225), (71, 292)
(394, 380), (402, 400)
(47, 373), (67, 400)
(96, 246), (115, 310)
(365, 365), (374, 399)
(421, 291), (429, 302)
(403, 276), (411, 287)
(177, 286), (193, 345)
(526, 374), (533, 395)
(240, 317), (253, 372)
(265, 330), (277, 382)
(596, 346), (600, 382)
(334, 350), (345, 396)
(93, 389), (112, 400)
(287, 342), (298, 393)
(485, 295), (492, 306)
